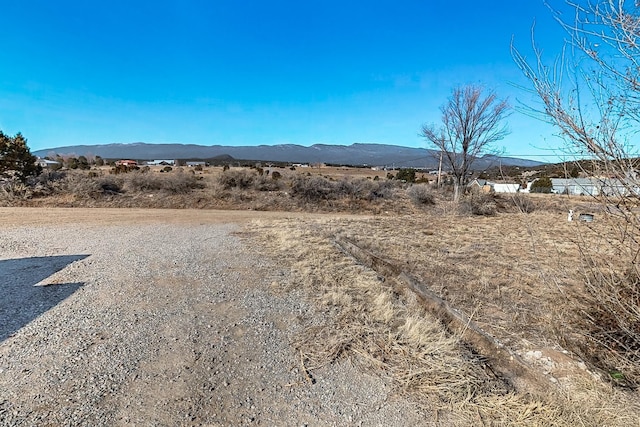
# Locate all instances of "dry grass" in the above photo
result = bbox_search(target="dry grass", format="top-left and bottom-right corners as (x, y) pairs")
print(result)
(248, 212), (640, 425)
(250, 219), (501, 405)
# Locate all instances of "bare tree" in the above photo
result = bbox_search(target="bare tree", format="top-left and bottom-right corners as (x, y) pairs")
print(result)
(420, 85), (510, 201)
(512, 1), (640, 174)
(512, 0), (640, 385)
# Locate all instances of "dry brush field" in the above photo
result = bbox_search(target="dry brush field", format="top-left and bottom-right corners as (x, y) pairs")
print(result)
(248, 209), (640, 425)
(2, 167), (640, 425)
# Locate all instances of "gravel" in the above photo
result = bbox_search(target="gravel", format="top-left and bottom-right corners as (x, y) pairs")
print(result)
(0, 220), (425, 426)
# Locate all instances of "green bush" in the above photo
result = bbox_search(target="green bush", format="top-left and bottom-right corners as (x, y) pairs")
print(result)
(395, 168), (416, 183)
(77, 156), (90, 170)
(0, 131), (41, 182)
(530, 176), (553, 193)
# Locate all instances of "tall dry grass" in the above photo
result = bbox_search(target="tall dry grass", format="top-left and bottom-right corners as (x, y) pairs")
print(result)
(248, 214), (640, 426)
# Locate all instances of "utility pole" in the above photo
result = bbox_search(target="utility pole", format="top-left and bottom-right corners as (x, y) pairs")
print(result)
(437, 151), (443, 187)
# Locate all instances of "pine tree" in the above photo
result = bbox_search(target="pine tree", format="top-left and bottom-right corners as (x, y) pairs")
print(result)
(0, 131), (41, 182)
(530, 176), (553, 194)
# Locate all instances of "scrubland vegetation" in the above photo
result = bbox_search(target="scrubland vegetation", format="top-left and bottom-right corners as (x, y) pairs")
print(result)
(0, 165), (442, 213)
(3, 165), (640, 423)
(2, 165), (635, 368)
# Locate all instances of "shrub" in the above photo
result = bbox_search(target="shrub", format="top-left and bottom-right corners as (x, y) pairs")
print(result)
(77, 156), (90, 170)
(287, 175), (398, 202)
(0, 179), (32, 201)
(98, 177), (122, 194)
(111, 164), (139, 174)
(63, 173), (122, 198)
(289, 175), (335, 201)
(369, 180), (399, 199)
(415, 174), (430, 184)
(271, 171), (282, 180)
(29, 169), (66, 186)
(23, 170), (67, 197)
(350, 179), (376, 199)
(569, 265), (640, 387)
(510, 193), (536, 213)
(217, 169), (256, 189)
(395, 168), (416, 183)
(333, 179), (355, 197)
(253, 175), (283, 191)
(460, 193), (496, 216)
(407, 184), (435, 205)
(338, 178), (383, 200)
(123, 170), (202, 194)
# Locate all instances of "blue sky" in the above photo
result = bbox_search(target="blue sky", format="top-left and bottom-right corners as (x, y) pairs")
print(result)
(0, 0), (572, 160)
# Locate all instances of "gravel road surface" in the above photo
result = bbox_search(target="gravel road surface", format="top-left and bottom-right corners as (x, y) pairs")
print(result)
(0, 208), (424, 426)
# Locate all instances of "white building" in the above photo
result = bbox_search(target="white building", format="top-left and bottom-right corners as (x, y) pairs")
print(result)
(492, 183), (520, 193)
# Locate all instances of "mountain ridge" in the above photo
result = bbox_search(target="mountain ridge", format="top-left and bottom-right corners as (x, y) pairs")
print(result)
(34, 142), (545, 169)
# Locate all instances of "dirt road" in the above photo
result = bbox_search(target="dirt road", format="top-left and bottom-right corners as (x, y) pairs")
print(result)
(0, 207), (423, 426)
(0, 207), (341, 227)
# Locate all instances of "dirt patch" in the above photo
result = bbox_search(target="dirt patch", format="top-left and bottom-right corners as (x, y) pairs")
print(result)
(0, 208), (425, 426)
(0, 207), (366, 227)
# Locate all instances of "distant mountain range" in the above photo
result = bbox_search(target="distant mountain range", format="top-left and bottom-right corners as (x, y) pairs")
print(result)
(34, 142), (545, 169)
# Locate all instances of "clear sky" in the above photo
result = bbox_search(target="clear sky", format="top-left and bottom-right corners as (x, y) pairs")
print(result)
(0, 0), (573, 161)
